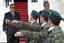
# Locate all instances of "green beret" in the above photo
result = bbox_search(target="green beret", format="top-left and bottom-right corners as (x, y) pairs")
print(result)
(41, 10), (50, 17)
(49, 10), (62, 20)
(31, 10), (39, 18)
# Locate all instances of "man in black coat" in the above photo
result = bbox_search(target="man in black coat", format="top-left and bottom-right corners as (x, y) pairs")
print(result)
(39, 1), (50, 24)
(3, 4), (20, 43)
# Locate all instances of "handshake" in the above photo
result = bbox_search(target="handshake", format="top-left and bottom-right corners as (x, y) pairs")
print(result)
(5, 19), (19, 24)
(5, 19), (22, 37)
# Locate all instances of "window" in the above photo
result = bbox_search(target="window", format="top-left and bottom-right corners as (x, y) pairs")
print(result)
(31, 0), (38, 2)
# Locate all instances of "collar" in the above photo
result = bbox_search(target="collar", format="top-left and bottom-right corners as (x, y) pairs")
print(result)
(44, 9), (50, 11)
(31, 20), (37, 24)
(49, 27), (55, 31)
(10, 12), (15, 14)
(41, 23), (46, 27)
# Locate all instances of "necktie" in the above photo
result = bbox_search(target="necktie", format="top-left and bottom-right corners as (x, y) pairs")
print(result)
(12, 12), (15, 18)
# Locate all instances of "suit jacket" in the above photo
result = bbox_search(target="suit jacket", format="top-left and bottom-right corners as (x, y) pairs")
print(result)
(3, 12), (20, 34)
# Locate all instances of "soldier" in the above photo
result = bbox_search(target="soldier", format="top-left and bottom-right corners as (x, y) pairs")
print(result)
(27, 10), (39, 43)
(29, 10), (39, 24)
(5, 10), (50, 43)
(47, 10), (64, 43)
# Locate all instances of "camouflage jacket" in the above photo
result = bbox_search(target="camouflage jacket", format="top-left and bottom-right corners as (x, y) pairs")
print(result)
(27, 21), (39, 43)
(12, 21), (40, 32)
(48, 26), (64, 43)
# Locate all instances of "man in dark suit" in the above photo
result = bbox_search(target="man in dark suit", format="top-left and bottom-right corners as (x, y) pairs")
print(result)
(3, 4), (20, 43)
(39, 1), (50, 14)
(43, 1), (50, 11)
(39, 1), (50, 24)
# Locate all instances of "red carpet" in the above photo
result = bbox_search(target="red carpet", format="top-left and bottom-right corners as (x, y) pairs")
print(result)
(20, 41), (25, 43)
(14, 2), (28, 43)
(14, 2), (28, 22)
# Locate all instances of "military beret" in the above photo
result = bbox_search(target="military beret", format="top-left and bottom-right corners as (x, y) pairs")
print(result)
(31, 10), (39, 18)
(41, 10), (50, 17)
(49, 10), (62, 20)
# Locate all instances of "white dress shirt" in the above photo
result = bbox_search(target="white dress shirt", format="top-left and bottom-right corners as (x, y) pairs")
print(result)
(48, 27), (55, 31)
(30, 20), (37, 24)
(41, 23), (47, 27)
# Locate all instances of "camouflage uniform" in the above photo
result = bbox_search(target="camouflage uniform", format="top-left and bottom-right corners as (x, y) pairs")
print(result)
(11, 21), (64, 43)
(12, 21), (40, 31)
(23, 10), (39, 43)
(48, 10), (64, 43)
(27, 21), (39, 43)
(48, 26), (64, 43)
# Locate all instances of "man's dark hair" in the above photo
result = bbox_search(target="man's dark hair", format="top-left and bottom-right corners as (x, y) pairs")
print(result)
(10, 4), (15, 8)
(33, 16), (38, 20)
(49, 16), (61, 26)
(43, 1), (49, 6)
(42, 15), (48, 22)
